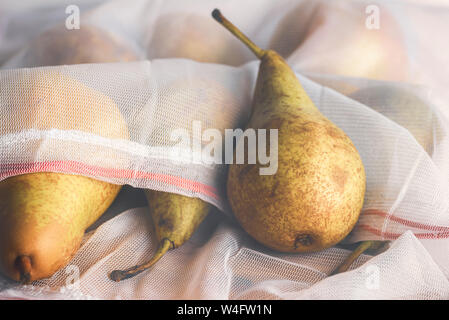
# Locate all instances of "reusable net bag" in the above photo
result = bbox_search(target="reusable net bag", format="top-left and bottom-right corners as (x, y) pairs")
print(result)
(0, 0), (449, 299)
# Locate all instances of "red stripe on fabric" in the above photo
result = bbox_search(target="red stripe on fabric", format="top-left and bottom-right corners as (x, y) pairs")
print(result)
(0, 161), (219, 199)
(362, 209), (449, 232)
(359, 224), (449, 240)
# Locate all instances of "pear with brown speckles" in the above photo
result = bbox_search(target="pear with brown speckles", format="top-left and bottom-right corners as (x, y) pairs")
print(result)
(213, 9), (366, 253)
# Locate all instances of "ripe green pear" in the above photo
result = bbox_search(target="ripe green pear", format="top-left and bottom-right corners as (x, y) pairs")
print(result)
(110, 190), (210, 281)
(0, 173), (121, 282)
(0, 25), (135, 282)
(0, 72), (129, 282)
(213, 10), (366, 253)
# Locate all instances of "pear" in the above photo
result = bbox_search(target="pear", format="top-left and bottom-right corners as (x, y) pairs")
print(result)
(0, 173), (122, 282)
(213, 9), (366, 253)
(109, 190), (210, 281)
(147, 13), (245, 65)
(0, 72), (128, 282)
(0, 27), (133, 282)
(289, 3), (409, 81)
(349, 85), (434, 154)
(14, 24), (138, 67)
(0, 73), (128, 281)
(1, 72), (129, 138)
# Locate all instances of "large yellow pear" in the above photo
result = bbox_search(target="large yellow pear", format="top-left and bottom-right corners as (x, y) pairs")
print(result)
(213, 10), (366, 253)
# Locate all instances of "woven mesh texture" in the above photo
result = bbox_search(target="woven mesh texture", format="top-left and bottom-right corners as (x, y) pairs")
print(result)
(1, 0), (449, 299)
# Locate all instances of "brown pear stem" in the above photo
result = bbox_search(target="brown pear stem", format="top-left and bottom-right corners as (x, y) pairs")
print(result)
(15, 255), (32, 284)
(212, 9), (265, 59)
(330, 241), (375, 275)
(109, 238), (172, 282)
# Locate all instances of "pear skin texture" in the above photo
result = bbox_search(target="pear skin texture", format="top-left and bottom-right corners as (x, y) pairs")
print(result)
(227, 51), (366, 253)
(0, 172), (121, 282)
(144, 190), (210, 248)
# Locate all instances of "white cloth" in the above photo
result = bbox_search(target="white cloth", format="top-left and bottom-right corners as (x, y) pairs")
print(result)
(1, 0), (449, 299)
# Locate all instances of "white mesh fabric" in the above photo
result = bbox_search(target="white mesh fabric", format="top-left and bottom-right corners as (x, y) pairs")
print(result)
(0, 61), (252, 212)
(1, 0), (449, 299)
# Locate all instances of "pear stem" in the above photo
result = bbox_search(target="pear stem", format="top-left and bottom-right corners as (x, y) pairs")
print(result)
(15, 255), (32, 284)
(330, 240), (375, 275)
(212, 9), (265, 59)
(109, 238), (172, 282)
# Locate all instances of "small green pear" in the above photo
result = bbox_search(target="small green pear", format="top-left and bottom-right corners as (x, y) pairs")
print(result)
(213, 9), (366, 253)
(109, 191), (210, 281)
